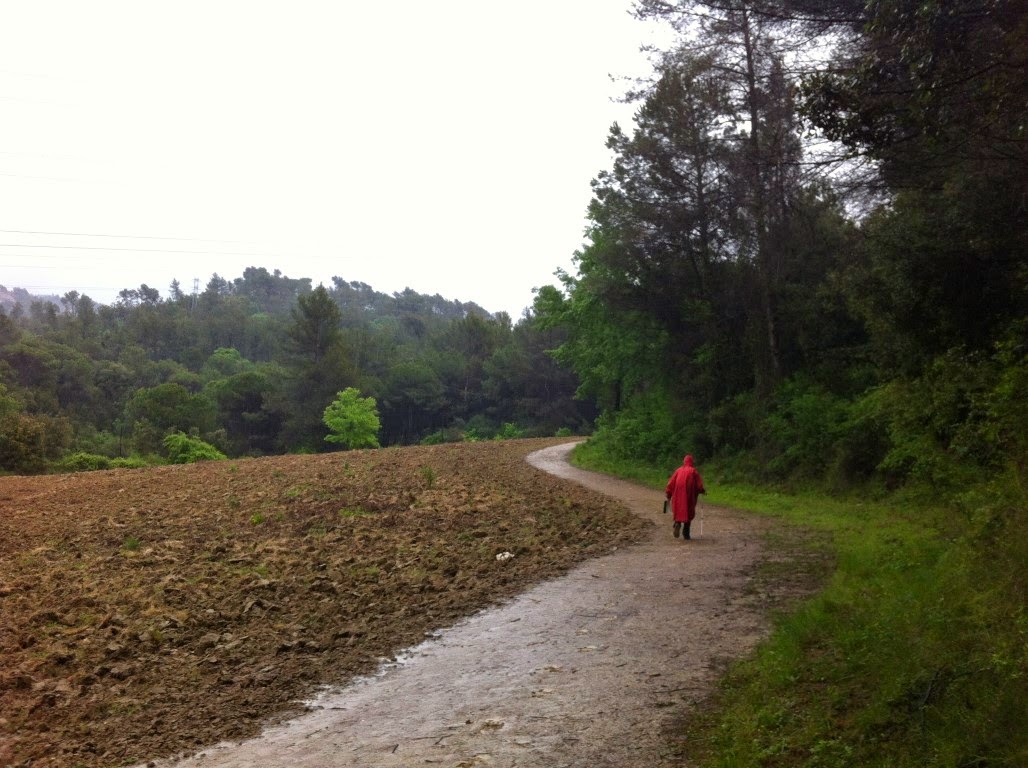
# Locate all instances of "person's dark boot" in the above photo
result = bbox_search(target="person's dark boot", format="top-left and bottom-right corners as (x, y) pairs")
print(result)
(673, 521), (681, 538)
(683, 522), (691, 540)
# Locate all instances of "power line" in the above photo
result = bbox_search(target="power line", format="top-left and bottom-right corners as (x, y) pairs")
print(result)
(0, 228), (249, 244)
(0, 242), (278, 258)
(0, 263), (71, 269)
(10, 284), (118, 292)
(0, 172), (83, 182)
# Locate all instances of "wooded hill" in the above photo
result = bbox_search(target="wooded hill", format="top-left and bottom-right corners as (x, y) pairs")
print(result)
(0, 270), (594, 471)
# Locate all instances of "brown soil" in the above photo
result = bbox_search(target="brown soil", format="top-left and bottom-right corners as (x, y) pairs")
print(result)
(0, 438), (651, 767)
(2, 439), (827, 768)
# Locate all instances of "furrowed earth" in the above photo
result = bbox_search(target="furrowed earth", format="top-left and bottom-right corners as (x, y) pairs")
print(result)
(0, 438), (651, 767)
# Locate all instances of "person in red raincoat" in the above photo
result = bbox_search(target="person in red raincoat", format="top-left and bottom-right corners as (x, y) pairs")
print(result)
(665, 454), (705, 540)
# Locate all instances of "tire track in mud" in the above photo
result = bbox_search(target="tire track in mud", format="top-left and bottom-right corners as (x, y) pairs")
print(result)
(140, 442), (775, 768)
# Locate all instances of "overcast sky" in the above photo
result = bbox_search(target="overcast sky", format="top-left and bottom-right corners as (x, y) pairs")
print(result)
(0, 1), (670, 318)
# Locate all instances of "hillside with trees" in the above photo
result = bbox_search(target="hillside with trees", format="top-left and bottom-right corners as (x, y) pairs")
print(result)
(0, 268), (594, 471)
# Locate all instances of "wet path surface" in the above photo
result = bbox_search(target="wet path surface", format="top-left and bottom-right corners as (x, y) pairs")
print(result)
(145, 443), (772, 767)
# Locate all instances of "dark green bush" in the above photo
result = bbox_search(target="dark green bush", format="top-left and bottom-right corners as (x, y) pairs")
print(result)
(763, 376), (848, 478)
(420, 425), (466, 445)
(827, 392), (891, 488)
(590, 389), (702, 467)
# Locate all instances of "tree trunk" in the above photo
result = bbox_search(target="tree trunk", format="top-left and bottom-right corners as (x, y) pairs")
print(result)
(740, 8), (782, 392)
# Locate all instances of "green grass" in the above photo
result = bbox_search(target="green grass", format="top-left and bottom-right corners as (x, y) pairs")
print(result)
(570, 444), (1027, 767)
(419, 465), (436, 489)
(339, 506), (371, 518)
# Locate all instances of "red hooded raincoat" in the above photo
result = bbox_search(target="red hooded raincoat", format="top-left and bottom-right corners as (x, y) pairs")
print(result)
(665, 455), (705, 524)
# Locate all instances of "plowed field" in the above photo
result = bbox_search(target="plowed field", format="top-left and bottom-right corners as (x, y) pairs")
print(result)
(0, 438), (649, 767)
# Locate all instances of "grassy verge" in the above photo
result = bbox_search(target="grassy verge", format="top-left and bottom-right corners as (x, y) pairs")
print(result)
(570, 442), (1027, 767)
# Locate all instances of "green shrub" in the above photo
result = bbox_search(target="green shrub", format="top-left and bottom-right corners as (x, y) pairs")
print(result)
(463, 414), (497, 441)
(162, 431), (227, 464)
(420, 425), (465, 445)
(764, 376), (848, 479)
(590, 390), (701, 467)
(493, 422), (525, 440)
(420, 430), (447, 445)
(69, 427), (121, 458)
(827, 390), (891, 487)
(854, 347), (1009, 491)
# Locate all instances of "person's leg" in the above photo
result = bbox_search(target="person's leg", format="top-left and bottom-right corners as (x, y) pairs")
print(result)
(683, 522), (691, 540)
(673, 521), (681, 537)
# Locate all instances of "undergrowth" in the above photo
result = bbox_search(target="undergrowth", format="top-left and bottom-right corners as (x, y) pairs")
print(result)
(570, 443), (1027, 767)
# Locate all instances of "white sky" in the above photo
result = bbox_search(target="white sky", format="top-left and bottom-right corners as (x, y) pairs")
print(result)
(0, 1), (669, 318)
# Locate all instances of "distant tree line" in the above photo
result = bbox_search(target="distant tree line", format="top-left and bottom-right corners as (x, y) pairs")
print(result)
(0, 267), (594, 472)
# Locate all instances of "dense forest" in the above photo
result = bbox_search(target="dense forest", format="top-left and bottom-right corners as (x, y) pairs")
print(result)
(534, 0), (1025, 496)
(0, 271), (594, 471)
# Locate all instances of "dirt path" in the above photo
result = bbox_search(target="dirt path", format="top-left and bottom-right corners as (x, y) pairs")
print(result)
(140, 443), (777, 768)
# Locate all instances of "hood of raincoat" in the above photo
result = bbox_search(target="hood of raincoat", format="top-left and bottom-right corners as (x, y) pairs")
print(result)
(683, 455), (694, 467)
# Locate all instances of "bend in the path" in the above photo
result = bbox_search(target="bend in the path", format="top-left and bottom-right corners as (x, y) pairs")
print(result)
(142, 442), (774, 768)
